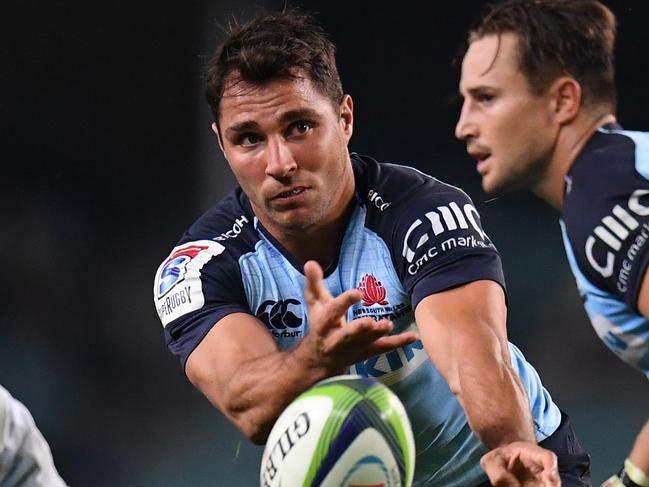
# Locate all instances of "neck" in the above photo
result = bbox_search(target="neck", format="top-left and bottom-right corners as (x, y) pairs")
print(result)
(280, 209), (353, 269)
(532, 111), (617, 210)
(254, 162), (356, 270)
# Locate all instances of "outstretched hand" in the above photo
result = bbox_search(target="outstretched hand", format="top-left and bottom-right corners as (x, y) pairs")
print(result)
(481, 442), (560, 487)
(301, 260), (418, 373)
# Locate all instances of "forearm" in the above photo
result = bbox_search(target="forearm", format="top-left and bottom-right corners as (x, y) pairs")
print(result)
(629, 419), (649, 475)
(415, 282), (536, 449)
(199, 341), (335, 444)
(455, 339), (536, 449)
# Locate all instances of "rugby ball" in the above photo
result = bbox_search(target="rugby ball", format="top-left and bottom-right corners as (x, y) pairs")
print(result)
(259, 374), (415, 487)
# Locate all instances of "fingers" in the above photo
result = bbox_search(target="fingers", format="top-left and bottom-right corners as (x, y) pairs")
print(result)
(304, 260), (327, 303)
(538, 451), (559, 486)
(327, 287), (364, 318)
(339, 317), (394, 339)
(324, 319), (418, 357)
(359, 329), (419, 356)
(512, 444), (558, 486)
(481, 449), (521, 487)
(481, 443), (560, 487)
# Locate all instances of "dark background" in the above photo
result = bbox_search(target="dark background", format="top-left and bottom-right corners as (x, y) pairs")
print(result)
(2, 1), (649, 485)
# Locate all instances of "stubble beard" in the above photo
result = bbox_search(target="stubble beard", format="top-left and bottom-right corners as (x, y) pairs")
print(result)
(488, 152), (551, 196)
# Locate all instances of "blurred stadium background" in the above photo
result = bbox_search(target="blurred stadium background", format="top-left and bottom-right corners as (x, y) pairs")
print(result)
(2, 0), (648, 485)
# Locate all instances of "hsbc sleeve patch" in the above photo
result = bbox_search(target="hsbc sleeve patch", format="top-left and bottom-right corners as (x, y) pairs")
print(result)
(153, 240), (226, 327)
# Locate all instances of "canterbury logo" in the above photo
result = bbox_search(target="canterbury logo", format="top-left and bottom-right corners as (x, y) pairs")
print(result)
(256, 299), (303, 329)
(358, 274), (388, 306)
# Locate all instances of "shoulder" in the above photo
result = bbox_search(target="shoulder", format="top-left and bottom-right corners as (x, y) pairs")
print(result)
(182, 189), (257, 246)
(563, 126), (649, 303)
(351, 153), (474, 212)
(153, 189), (259, 323)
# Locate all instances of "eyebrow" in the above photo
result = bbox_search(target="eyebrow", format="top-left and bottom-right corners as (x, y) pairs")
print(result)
(225, 108), (322, 136)
(278, 108), (321, 124)
(459, 85), (497, 98)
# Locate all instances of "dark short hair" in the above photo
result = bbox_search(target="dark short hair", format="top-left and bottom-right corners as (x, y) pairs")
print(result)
(468, 0), (616, 109)
(204, 10), (344, 121)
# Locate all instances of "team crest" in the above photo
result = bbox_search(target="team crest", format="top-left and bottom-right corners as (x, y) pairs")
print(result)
(358, 274), (388, 306)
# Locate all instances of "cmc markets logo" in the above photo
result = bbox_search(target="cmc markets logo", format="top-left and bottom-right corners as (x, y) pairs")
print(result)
(358, 274), (388, 306)
(402, 201), (488, 274)
(585, 189), (649, 288)
(256, 299), (303, 336)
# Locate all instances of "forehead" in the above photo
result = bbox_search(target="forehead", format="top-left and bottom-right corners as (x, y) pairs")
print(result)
(460, 32), (523, 88)
(219, 73), (333, 127)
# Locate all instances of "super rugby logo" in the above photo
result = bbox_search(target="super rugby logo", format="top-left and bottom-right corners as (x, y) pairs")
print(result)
(154, 240), (225, 326)
(158, 245), (207, 298)
(256, 299), (304, 338)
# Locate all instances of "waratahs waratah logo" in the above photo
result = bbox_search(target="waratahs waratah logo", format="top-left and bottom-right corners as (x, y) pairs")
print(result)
(358, 274), (388, 306)
(158, 244), (208, 298)
(256, 299), (303, 329)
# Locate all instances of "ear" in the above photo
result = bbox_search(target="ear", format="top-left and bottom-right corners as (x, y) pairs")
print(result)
(551, 77), (582, 125)
(211, 122), (226, 155)
(339, 94), (354, 141)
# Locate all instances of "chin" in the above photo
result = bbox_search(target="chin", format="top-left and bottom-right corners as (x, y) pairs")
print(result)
(274, 214), (316, 232)
(481, 177), (499, 195)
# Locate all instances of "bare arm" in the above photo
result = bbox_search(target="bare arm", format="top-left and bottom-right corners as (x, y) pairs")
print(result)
(415, 280), (559, 486)
(414, 280), (535, 447)
(604, 270), (649, 482)
(186, 260), (418, 444)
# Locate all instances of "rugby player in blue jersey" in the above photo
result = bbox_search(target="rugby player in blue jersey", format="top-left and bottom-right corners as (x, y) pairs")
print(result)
(154, 10), (589, 486)
(456, 1), (649, 486)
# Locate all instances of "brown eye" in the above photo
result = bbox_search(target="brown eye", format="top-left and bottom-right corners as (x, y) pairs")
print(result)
(477, 93), (495, 103)
(288, 121), (313, 138)
(240, 133), (262, 147)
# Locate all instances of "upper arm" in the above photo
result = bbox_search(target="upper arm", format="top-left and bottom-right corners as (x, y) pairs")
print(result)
(185, 312), (278, 413)
(414, 280), (509, 392)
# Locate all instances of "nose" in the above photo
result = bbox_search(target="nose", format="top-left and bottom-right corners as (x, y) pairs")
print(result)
(455, 100), (477, 142)
(264, 136), (297, 179)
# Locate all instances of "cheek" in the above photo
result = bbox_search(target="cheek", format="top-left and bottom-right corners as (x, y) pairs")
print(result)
(229, 158), (263, 191)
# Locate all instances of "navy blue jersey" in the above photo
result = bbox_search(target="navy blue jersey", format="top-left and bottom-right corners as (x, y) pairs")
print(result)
(154, 154), (561, 486)
(561, 125), (649, 377)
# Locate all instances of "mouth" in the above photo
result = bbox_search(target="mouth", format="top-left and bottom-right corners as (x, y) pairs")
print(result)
(468, 148), (492, 176)
(272, 186), (308, 201)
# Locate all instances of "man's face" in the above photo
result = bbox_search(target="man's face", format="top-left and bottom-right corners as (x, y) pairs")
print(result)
(456, 33), (558, 194)
(216, 72), (354, 235)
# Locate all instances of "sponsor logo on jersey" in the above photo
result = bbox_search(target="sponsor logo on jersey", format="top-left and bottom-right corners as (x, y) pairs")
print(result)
(349, 338), (426, 386)
(584, 189), (649, 292)
(359, 274), (388, 306)
(367, 189), (391, 211)
(256, 299), (304, 338)
(154, 240), (225, 326)
(402, 202), (492, 275)
(213, 214), (250, 241)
